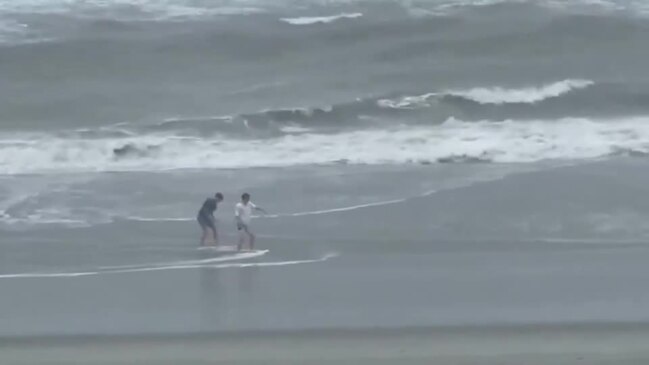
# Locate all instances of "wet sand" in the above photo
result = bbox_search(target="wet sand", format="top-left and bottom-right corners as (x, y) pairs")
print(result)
(3, 161), (649, 364)
(3, 323), (649, 365)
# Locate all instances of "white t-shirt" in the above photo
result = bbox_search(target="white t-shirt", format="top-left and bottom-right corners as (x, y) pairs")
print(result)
(235, 201), (256, 225)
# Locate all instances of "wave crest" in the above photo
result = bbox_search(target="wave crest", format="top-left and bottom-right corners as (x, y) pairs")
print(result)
(378, 79), (595, 108)
(446, 79), (595, 105)
(280, 13), (363, 25)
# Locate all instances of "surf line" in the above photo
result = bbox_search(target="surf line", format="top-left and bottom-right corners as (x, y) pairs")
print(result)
(98, 250), (268, 270)
(261, 190), (441, 219)
(0, 253), (338, 280)
(125, 194), (432, 223)
(261, 198), (411, 219)
(106, 252), (338, 274)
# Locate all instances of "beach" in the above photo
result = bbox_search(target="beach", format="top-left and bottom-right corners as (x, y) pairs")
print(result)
(4, 323), (649, 365)
(2, 0), (649, 363)
(2, 161), (649, 365)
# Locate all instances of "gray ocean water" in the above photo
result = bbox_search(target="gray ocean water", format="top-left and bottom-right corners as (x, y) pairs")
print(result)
(2, 0), (649, 346)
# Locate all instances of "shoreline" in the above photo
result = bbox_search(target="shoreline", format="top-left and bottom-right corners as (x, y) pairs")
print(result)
(3, 322), (649, 364)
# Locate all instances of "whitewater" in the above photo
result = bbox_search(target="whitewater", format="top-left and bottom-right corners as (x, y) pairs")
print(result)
(3, 79), (648, 175)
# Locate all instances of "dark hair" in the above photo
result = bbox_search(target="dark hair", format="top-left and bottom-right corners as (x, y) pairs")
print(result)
(215, 192), (224, 200)
(241, 193), (250, 200)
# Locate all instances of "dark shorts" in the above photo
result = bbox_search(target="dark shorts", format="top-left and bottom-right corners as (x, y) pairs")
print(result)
(197, 214), (216, 230)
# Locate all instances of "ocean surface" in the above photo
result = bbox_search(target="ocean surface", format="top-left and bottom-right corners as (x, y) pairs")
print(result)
(2, 0), (649, 345)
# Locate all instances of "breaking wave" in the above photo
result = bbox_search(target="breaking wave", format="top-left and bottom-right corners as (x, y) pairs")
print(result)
(280, 13), (363, 25)
(2, 116), (649, 175)
(378, 79), (595, 108)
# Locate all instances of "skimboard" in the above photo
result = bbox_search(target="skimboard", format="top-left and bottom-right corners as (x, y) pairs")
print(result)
(198, 245), (266, 254)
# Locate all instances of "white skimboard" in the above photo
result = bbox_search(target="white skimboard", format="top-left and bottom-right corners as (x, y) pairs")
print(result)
(198, 245), (267, 254)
